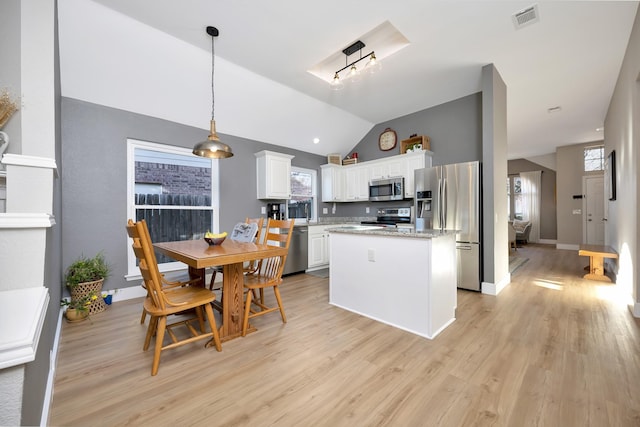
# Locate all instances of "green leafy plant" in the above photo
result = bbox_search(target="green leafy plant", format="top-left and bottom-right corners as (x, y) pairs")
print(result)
(60, 291), (99, 312)
(65, 252), (111, 289)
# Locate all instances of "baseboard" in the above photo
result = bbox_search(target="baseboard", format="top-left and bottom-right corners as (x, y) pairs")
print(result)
(556, 243), (579, 251)
(110, 285), (147, 302)
(482, 272), (511, 296)
(630, 302), (640, 318)
(41, 308), (64, 426)
(538, 239), (556, 245)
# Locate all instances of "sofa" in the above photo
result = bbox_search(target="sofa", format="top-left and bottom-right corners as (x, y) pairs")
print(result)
(512, 220), (531, 244)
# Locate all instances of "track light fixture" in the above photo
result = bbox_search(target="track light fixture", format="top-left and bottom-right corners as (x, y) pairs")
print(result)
(330, 40), (381, 91)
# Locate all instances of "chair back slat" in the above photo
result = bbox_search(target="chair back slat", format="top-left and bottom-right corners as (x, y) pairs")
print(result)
(261, 218), (295, 279)
(127, 219), (167, 311)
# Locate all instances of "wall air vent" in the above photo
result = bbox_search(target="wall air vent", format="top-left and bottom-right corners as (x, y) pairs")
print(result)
(512, 4), (540, 29)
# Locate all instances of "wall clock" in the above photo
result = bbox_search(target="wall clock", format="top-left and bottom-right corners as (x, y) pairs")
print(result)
(378, 128), (397, 151)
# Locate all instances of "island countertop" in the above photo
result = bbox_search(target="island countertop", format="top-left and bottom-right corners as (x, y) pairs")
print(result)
(327, 225), (457, 239)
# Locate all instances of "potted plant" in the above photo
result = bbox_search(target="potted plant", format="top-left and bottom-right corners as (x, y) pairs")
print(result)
(60, 291), (99, 322)
(64, 252), (111, 318)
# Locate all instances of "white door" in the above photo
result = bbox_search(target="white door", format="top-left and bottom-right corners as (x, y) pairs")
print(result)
(583, 176), (605, 245)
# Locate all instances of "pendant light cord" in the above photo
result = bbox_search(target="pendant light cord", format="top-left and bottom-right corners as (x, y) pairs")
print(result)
(210, 33), (215, 120)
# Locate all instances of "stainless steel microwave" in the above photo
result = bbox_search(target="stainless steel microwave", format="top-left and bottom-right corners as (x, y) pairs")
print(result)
(369, 177), (404, 201)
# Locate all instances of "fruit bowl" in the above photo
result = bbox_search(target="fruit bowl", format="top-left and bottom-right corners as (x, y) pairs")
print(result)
(204, 235), (226, 245)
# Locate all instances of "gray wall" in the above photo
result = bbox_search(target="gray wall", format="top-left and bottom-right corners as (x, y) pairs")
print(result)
(323, 93), (483, 219)
(20, 1), (62, 424)
(604, 6), (640, 306)
(508, 159), (558, 240)
(481, 64), (509, 288)
(62, 91), (485, 292)
(61, 98), (326, 293)
(556, 141), (604, 246)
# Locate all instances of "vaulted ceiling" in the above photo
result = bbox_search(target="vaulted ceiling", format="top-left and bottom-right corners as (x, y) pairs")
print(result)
(59, 0), (638, 160)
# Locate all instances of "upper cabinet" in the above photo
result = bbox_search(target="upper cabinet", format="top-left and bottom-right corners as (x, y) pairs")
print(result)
(321, 150), (432, 202)
(321, 164), (345, 202)
(255, 150), (294, 199)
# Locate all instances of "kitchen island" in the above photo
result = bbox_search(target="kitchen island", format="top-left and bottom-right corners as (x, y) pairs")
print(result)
(328, 226), (457, 339)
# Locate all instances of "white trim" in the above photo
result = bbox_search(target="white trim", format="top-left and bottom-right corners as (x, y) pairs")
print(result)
(630, 302), (640, 318)
(482, 272), (511, 296)
(41, 308), (64, 427)
(1, 154), (57, 170)
(290, 166), (317, 224)
(126, 138), (220, 277)
(538, 239), (556, 245)
(556, 243), (579, 250)
(0, 287), (49, 369)
(0, 213), (55, 228)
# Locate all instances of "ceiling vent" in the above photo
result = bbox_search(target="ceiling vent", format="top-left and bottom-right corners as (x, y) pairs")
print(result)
(512, 4), (540, 29)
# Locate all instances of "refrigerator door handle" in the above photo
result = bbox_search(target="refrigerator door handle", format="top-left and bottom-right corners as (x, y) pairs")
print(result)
(442, 177), (447, 229)
(437, 178), (443, 229)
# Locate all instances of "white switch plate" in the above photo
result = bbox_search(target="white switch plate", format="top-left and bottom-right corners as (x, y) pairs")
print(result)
(261, 206), (266, 214)
(365, 207), (370, 213)
(323, 207), (328, 214)
(368, 248), (375, 262)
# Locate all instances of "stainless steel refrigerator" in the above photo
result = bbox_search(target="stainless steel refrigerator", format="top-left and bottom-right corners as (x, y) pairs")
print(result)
(414, 161), (482, 291)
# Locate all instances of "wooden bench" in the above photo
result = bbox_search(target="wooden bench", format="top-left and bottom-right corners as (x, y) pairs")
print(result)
(578, 244), (618, 282)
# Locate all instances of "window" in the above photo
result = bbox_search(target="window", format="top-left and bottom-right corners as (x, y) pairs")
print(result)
(126, 139), (219, 277)
(584, 145), (604, 171)
(288, 167), (317, 224)
(507, 175), (523, 220)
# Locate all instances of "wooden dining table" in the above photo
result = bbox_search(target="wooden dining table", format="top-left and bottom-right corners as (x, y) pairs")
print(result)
(153, 239), (288, 342)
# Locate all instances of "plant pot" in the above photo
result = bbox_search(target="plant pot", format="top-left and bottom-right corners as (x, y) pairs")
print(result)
(65, 308), (89, 323)
(70, 279), (107, 315)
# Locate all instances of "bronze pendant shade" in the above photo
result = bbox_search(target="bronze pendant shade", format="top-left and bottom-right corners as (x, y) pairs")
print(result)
(192, 26), (233, 159)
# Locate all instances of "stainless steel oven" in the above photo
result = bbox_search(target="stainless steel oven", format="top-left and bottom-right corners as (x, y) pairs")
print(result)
(369, 177), (404, 201)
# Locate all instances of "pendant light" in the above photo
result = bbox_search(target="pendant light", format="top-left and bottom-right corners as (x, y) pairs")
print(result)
(193, 26), (233, 159)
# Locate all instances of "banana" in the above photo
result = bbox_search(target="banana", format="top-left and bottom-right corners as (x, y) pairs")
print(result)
(205, 231), (227, 239)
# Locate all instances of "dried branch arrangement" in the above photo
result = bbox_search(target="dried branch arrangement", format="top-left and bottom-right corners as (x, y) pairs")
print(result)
(0, 89), (19, 129)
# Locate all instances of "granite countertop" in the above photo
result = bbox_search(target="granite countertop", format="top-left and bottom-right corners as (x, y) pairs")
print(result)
(327, 225), (457, 239)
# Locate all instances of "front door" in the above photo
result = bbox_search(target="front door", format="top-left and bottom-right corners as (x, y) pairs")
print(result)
(583, 175), (605, 245)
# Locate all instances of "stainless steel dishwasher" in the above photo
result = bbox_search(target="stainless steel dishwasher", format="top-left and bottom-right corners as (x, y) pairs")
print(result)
(283, 225), (308, 275)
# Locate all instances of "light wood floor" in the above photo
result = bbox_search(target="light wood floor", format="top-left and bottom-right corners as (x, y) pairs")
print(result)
(49, 244), (640, 426)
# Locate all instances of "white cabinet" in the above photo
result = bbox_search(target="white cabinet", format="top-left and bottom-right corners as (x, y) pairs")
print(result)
(308, 224), (347, 269)
(344, 164), (370, 201)
(321, 164), (345, 202)
(255, 150), (294, 199)
(321, 151), (433, 202)
(403, 151), (433, 198)
(369, 157), (404, 180)
(308, 225), (330, 268)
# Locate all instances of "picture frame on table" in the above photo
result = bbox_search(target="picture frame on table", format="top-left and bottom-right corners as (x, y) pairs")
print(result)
(606, 150), (616, 201)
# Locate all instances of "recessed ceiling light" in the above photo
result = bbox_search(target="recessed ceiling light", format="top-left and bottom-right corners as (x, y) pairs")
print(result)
(547, 106), (562, 113)
(313, 138), (320, 144)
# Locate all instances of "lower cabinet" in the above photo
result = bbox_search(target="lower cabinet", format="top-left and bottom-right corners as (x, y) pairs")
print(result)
(308, 224), (346, 269)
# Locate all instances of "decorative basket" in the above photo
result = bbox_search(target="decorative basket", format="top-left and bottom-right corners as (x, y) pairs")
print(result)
(70, 279), (107, 315)
(327, 153), (341, 165)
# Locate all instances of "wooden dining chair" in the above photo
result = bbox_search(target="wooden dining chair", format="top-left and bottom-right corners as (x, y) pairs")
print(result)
(241, 218), (294, 336)
(126, 219), (203, 324)
(208, 217), (264, 290)
(127, 219), (222, 376)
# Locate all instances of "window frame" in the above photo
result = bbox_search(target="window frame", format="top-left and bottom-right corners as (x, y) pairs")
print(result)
(289, 166), (317, 225)
(584, 145), (605, 172)
(126, 138), (220, 279)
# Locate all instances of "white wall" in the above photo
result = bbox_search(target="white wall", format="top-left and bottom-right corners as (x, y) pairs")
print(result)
(556, 141), (604, 249)
(604, 7), (640, 315)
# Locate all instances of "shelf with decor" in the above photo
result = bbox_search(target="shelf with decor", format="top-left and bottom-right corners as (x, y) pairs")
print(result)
(400, 135), (430, 154)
